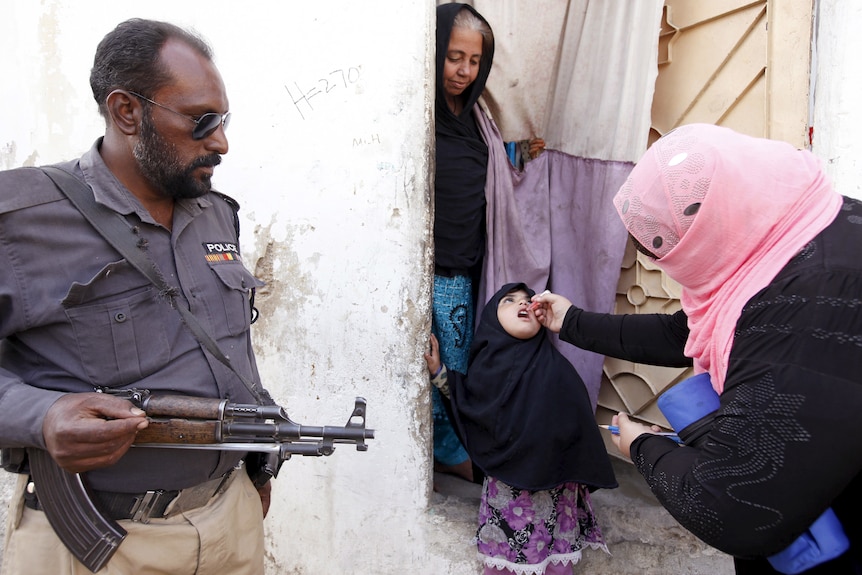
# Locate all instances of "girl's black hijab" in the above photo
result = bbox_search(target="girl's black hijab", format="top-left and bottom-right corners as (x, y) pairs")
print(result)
(434, 3), (495, 270)
(448, 283), (618, 491)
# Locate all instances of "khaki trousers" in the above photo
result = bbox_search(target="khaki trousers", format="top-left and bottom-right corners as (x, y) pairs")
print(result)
(1, 471), (265, 575)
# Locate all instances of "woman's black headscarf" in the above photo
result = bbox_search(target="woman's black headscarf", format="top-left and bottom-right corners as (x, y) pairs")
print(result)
(448, 283), (618, 491)
(434, 3), (495, 271)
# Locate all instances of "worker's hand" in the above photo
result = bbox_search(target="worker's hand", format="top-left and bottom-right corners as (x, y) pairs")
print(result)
(530, 290), (572, 333)
(42, 392), (148, 473)
(611, 412), (663, 460)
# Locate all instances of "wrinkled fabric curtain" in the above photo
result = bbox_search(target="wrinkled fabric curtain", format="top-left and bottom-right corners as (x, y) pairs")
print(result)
(469, 0), (663, 162)
(440, 0), (663, 405)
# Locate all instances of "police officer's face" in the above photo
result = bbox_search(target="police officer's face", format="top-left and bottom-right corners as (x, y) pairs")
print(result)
(133, 110), (221, 200)
(132, 39), (230, 200)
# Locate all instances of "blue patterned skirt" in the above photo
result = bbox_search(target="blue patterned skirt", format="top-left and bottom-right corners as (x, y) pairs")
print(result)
(430, 273), (474, 465)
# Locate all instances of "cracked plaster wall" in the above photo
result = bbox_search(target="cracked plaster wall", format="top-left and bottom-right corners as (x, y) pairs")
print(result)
(0, 2), (469, 573)
(810, 0), (862, 200)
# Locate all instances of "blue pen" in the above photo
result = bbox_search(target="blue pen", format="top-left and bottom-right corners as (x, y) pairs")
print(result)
(599, 424), (683, 444)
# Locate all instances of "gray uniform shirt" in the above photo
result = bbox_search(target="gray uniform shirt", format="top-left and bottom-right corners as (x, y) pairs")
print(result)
(0, 139), (265, 492)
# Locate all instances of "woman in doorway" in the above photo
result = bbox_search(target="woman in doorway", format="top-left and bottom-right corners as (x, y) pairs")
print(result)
(429, 3), (496, 483)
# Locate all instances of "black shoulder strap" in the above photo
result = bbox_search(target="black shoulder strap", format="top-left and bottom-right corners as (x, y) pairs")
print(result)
(212, 191), (241, 238)
(210, 190), (259, 324)
(40, 166), (267, 404)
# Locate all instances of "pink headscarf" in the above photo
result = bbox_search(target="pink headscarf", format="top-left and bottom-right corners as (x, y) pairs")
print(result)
(614, 124), (842, 394)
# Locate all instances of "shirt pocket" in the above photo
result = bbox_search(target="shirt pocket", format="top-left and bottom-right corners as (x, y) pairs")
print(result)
(208, 263), (265, 336)
(62, 260), (172, 388)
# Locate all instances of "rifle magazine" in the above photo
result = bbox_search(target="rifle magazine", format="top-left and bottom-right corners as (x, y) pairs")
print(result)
(27, 449), (127, 573)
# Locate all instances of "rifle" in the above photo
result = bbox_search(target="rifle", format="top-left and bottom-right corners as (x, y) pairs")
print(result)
(26, 391), (375, 573)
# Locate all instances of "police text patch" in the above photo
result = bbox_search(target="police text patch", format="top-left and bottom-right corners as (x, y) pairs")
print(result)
(203, 242), (241, 263)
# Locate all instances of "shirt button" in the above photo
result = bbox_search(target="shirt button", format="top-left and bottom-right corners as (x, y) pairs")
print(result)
(114, 312), (127, 323)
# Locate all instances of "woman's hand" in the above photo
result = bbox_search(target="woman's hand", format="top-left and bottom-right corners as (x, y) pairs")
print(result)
(611, 412), (665, 460)
(530, 290), (572, 333)
(528, 138), (546, 159)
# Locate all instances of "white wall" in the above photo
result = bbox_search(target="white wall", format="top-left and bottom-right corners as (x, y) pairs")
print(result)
(0, 2), (482, 573)
(811, 0), (862, 200)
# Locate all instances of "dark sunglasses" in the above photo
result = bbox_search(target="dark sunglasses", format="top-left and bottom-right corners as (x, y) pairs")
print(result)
(128, 91), (230, 140)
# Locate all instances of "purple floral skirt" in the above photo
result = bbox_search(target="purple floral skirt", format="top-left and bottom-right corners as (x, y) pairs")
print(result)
(476, 476), (608, 575)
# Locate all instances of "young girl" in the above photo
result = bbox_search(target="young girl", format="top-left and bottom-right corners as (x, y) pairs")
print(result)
(426, 283), (617, 575)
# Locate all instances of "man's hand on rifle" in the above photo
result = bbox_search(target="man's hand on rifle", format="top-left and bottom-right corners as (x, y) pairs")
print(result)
(42, 392), (149, 473)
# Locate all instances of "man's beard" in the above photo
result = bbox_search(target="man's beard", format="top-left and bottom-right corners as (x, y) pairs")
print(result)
(133, 113), (221, 199)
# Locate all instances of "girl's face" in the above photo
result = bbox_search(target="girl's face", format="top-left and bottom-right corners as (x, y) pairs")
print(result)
(497, 289), (541, 340)
(442, 27), (483, 99)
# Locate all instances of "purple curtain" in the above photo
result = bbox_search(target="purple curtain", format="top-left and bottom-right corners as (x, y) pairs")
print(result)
(477, 107), (632, 406)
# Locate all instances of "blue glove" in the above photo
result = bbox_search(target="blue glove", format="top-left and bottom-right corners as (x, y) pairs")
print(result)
(767, 508), (849, 574)
(657, 372), (718, 446)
